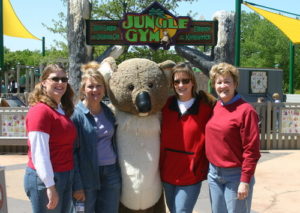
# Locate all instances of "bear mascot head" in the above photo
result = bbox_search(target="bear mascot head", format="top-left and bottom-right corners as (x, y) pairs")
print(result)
(100, 57), (175, 212)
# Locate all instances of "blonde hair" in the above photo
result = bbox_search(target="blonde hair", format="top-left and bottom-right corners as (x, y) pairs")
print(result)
(171, 62), (198, 97)
(28, 64), (74, 117)
(79, 61), (106, 100)
(209, 62), (239, 88)
(272, 93), (280, 100)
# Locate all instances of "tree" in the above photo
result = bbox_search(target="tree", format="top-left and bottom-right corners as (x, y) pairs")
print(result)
(92, 0), (197, 20)
(240, 11), (299, 92)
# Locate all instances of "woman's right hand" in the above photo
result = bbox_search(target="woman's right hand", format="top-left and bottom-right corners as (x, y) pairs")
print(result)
(73, 190), (86, 201)
(46, 185), (59, 209)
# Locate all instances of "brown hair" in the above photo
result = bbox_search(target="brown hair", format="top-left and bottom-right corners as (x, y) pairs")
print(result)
(79, 61), (106, 100)
(171, 62), (198, 98)
(28, 64), (74, 117)
(209, 62), (239, 88)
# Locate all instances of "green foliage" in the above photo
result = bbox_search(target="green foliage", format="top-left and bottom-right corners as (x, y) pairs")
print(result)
(240, 11), (300, 92)
(3, 48), (68, 73)
(91, 0), (197, 19)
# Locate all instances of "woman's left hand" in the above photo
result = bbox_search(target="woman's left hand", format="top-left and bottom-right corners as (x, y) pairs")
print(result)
(237, 182), (249, 200)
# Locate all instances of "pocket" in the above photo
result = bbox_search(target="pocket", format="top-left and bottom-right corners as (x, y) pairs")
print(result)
(36, 174), (47, 191)
(24, 167), (46, 195)
(162, 148), (195, 180)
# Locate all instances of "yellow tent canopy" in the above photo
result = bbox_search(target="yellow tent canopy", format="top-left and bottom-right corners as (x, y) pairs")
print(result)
(244, 2), (300, 44)
(3, 0), (40, 40)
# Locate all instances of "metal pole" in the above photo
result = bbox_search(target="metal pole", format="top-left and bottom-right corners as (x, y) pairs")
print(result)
(289, 42), (294, 94)
(234, 0), (242, 66)
(42, 37), (45, 56)
(0, 0), (4, 77)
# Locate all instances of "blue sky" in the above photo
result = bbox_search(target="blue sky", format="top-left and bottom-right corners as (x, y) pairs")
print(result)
(4, 0), (300, 51)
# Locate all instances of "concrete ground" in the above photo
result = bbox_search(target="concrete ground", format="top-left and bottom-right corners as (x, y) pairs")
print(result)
(0, 150), (300, 213)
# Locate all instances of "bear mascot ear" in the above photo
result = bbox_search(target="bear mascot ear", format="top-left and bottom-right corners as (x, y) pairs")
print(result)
(98, 56), (117, 84)
(158, 60), (176, 91)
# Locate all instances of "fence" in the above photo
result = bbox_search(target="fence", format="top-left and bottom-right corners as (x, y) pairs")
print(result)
(252, 102), (300, 150)
(0, 102), (300, 152)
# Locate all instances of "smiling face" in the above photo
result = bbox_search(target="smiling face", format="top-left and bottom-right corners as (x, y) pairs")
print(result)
(173, 71), (194, 101)
(41, 70), (68, 104)
(83, 77), (105, 105)
(214, 73), (237, 104)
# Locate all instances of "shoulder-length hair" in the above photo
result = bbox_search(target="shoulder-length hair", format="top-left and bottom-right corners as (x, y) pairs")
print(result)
(28, 64), (74, 117)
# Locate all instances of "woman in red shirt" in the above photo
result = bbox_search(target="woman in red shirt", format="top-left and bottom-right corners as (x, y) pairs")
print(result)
(206, 62), (261, 213)
(24, 64), (76, 213)
(160, 62), (215, 213)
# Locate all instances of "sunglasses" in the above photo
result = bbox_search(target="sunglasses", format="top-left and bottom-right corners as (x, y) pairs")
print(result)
(48, 77), (68, 83)
(173, 78), (191, 85)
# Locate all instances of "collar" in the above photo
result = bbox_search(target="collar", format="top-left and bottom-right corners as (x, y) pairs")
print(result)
(220, 93), (241, 106)
(76, 101), (90, 114)
(169, 95), (200, 116)
(76, 101), (107, 115)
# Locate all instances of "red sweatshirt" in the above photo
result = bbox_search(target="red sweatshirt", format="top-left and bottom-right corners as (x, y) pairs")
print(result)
(205, 98), (261, 183)
(160, 94), (213, 185)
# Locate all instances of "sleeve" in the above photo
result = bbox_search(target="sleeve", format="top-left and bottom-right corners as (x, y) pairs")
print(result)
(240, 107), (261, 183)
(29, 131), (55, 188)
(71, 113), (84, 192)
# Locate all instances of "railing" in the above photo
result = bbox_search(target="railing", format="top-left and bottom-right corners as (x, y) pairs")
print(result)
(0, 102), (300, 152)
(1, 64), (43, 95)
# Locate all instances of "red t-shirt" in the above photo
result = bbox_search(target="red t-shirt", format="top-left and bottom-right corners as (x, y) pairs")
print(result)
(26, 103), (76, 172)
(205, 99), (261, 183)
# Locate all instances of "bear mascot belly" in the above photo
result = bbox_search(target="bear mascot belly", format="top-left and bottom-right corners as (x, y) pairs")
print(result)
(99, 57), (174, 213)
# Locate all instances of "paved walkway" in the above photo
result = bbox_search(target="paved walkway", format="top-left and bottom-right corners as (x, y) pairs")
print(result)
(1, 150), (300, 213)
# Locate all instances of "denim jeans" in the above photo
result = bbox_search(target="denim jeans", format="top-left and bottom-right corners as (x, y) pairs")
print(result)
(73, 163), (121, 213)
(208, 163), (255, 213)
(24, 167), (74, 213)
(163, 181), (202, 213)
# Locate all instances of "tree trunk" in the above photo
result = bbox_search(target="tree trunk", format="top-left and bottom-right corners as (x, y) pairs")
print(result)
(67, 0), (92, 96)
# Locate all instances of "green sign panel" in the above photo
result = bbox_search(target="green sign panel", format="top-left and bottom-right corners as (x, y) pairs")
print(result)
(86, 1), (217, 50)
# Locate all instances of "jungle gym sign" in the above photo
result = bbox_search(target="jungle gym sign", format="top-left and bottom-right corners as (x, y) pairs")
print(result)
(86, 1), (217, 50)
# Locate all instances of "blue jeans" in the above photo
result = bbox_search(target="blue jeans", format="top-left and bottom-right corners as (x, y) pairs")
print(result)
(24, 167), (74, 213)
(163, 181), (202, 213)
(208, 163), (255, 213)
(74, 163), (121, 213)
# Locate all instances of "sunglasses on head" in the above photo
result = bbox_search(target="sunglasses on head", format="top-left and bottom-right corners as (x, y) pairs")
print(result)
(48, 77), (68, 83)
(173, 78), (191, 85)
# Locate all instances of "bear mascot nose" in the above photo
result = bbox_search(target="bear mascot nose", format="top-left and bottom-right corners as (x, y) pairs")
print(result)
(135, 91), (151, 113)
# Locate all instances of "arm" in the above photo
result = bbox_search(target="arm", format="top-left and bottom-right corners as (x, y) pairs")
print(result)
(29, 131), (59, 209)
(72, 136), (85, 201)
(240, 108), (261, 183)
(71, 113), (85, 201)
(238, 108), (261, 199)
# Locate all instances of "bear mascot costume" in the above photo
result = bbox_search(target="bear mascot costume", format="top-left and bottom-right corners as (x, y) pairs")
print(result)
(99, 57), (175, 213)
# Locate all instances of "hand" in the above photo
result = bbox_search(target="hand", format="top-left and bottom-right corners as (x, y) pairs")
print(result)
(46, 185), (59, 209)
(237, 182), (249, 200)
(73, 190), (86, 201)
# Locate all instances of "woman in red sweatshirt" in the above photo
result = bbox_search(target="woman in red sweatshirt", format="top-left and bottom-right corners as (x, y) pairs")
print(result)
(206, 62), (261, 213)
(160, 62), (215, 213)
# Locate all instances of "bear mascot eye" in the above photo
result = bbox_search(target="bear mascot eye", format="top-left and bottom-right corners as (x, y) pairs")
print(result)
(127, 84), (134, 91)
(148, 82), (154, 88)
